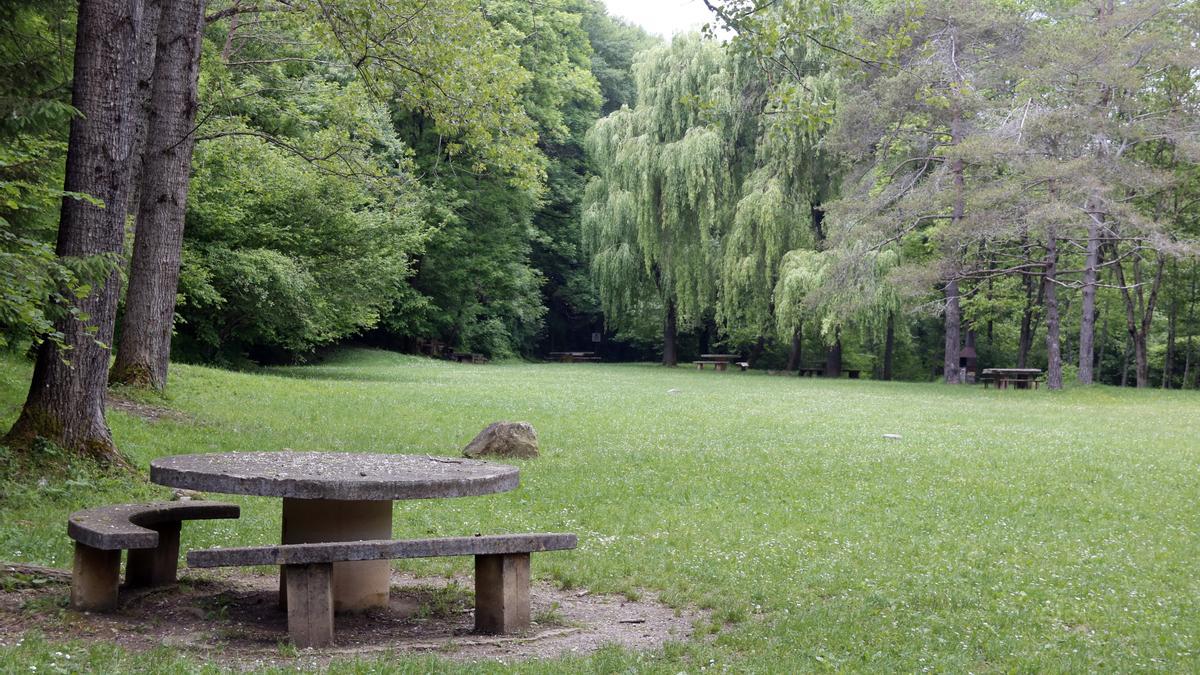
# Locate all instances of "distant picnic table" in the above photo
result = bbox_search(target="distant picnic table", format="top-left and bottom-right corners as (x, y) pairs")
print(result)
(693, 354), (748, 372)
(549, 351), (599, 363)
(981, 368), (1044, 389)
(797, 365), (862, 378)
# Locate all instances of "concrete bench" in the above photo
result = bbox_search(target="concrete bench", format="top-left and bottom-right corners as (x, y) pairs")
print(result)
(693, 360), (729, 371)
(67, 501), (240, 611)
(188, 532), (577, 647)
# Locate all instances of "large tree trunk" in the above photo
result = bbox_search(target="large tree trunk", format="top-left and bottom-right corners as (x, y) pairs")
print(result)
(111, 0), (207, 390)
(943, 104), (965, 385)
(661, 300), (678, 366)
(1133, 332), (1150, 387)
(823, 331), (842, 378)
(785, 325), (802, 371)
(3, 0), (144, 463)
(944, 279), (962, 383)
(882, 312), (895, 381)
(1078, 209), (1102, 384)
(1044, 228), (1063, 390)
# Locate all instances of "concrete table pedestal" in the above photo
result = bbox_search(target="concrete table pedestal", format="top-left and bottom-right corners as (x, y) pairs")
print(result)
(281, 498), (393, 612)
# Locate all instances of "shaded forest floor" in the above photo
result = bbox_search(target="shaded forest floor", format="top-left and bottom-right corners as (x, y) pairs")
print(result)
(1, 349), (1198, 671)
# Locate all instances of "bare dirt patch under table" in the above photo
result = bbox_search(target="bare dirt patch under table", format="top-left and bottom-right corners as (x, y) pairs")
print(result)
(0, 567), (698, 667)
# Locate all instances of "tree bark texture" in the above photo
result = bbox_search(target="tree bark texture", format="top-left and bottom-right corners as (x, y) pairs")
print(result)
(1077, 207), (1102, 384)
(4, 0), (144, 463)
(1044, 228), (1063, 390)
(126, 0), (161, 217)
(111, 0), (207, 390)
(944, 279), (962, 383)
(661, 300), (678, 366)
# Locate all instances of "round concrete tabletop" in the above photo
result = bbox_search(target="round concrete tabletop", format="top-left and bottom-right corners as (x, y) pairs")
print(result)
(150, 452), (520, 501)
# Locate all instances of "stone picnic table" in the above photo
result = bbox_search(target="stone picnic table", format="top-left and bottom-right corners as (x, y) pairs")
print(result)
(548, 351), (599, 362)
(981, 368), (1044, 389)
(693, 354), (746, 371)
(150, 452), (518, 612)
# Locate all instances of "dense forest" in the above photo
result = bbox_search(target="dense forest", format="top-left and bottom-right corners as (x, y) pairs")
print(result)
(1, 0), (1198, 457)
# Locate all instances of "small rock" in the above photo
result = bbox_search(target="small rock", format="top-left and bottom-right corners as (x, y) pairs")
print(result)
(171, 488), (205, 501)
(463, 422), (539, 459)
(882, 434), (902, 440)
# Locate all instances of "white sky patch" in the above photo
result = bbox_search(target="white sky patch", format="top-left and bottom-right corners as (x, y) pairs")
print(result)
(602, 0), (721, 38)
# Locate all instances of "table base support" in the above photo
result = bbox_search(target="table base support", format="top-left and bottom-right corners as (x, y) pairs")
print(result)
(280, 498), (392, 612)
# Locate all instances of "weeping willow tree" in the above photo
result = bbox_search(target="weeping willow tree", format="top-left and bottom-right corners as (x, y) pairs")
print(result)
(582, 34), (732, 365)
(717, 45), (837, 357)
(774, 245), (903, 375)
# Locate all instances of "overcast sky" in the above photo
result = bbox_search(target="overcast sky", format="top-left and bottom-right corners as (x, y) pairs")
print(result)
(602, 0), (720, 38)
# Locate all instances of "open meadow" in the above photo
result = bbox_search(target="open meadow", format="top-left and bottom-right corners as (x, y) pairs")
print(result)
(1, 348), (1198, 672)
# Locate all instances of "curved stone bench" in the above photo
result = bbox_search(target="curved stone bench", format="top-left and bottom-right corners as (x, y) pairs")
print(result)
(189, 533), (577, 647)
(67, 501), (239, 611)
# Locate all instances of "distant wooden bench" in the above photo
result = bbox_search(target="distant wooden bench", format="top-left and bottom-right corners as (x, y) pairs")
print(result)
(67, 501), (240, 611)
(189, 533), (577, 647)
(449, 352), (487, 364)
(693, 360), (729, 371)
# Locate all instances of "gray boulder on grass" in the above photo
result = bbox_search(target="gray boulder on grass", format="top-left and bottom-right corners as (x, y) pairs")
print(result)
(463, 422), (540, 459)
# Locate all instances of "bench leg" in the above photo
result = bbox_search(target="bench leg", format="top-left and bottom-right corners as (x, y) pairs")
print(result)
(285, 563), (334, 648)
(71, 542), (120, 612)
(716, 363), (727, 372)
(474, 553), (530, 634)
(126, 522), (181, 587)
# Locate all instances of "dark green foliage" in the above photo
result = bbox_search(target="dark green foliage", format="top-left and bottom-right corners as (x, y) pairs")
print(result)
(0, 0), (115, 352)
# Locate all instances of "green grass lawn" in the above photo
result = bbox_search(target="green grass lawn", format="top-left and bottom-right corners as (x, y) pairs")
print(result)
(2, 348), (1198, 672)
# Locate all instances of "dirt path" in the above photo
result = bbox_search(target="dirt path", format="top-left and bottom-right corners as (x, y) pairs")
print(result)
(0, 566), (701, 667)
